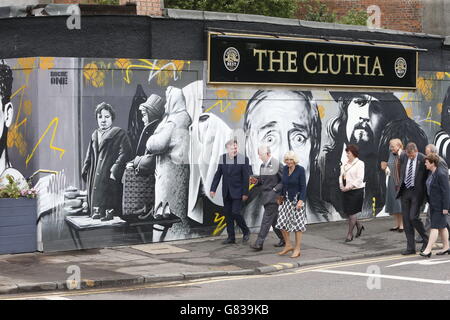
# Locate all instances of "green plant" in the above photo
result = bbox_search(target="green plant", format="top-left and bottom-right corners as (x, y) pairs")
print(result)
(338, 8), (368, 26)
(297, 0), (369, 26)
(297, 0), (336, 23)
(165, 0), (298, 19)
(0, 175), (37, 199)
(91, 0), (120, 5)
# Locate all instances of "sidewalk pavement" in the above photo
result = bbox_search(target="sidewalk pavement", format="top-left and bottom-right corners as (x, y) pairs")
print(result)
(0, 216), (429, 295)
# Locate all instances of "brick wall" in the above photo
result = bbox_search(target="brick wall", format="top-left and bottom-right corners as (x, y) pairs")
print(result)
(119, 0), (162, 16)
(297, 0), (423, 33)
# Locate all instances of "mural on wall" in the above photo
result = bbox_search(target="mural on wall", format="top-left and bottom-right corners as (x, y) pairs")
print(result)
(2, 57), (450, 252)
(321, 92), (428, 219)
(0, 61), (28, 190)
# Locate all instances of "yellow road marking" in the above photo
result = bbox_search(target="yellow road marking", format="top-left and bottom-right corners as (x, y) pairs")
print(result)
(0, 254), (415, 300)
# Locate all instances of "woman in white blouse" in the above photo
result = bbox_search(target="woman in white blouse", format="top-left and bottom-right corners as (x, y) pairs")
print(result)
(339, 144), (366, 242)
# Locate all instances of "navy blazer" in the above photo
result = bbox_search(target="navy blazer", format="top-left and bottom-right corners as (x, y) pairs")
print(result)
(281, 165), (307, 202)
(426, 169), (450, 213)
(210, 153), (250, 200)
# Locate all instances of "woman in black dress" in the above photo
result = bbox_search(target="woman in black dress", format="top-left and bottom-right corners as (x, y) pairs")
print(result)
(420, 154), (450, 257)
(339, 145), (365, 242)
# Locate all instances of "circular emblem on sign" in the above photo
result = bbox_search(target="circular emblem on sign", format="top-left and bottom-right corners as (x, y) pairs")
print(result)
(223, 47), (240, 72)
(394, 57), (407, 78)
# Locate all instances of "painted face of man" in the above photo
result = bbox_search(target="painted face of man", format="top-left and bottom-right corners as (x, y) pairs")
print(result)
(97, 109), (113, 131)
(247, 97), (312, 183)
(346, 95), (384, 157)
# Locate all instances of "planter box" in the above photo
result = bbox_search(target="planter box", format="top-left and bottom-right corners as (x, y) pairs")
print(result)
(0, 198), (37, 254)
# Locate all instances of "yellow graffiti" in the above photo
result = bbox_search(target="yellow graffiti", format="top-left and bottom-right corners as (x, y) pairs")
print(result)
(417, 77), (433, 101)
(114, 58), (131, 70)
(399, 92), (413, 104)
(26, 118), (66, 167)
(7, 85), (29, 156)
(215, 89), (229, 99)
(7, 125), (26, 156)
(424, 106), (441, 126)
(212, 213), (227, 236)
(83, 63), (106, 88)
(39, 57), (55, 70)
(436, 72), (445, 80)
(230, 100), (247, 122)
(23, 100), (32, 116)
(123, 59), (187, 86)
(318, 105), (325, 119)
(18, 58), (36, 78)
(204, 100), (232, 113)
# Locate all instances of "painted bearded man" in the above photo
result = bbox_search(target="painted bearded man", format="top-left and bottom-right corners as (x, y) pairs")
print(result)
(322, 92), (428, 218)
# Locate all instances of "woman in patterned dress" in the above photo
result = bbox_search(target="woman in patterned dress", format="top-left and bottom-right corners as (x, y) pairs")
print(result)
(275, 151), (307, 258)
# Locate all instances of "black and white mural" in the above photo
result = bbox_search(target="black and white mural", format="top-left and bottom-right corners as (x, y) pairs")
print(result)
(1, 57), (449, 252)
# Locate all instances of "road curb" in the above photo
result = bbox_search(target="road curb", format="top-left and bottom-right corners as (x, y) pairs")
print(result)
(0, 250), (405, 296)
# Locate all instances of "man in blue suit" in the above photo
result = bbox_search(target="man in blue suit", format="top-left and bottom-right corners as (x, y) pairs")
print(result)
(210, 139), (251, 244)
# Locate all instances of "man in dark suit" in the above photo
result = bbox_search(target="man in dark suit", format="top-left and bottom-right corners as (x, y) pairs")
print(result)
(210, 139), (251, 244)
(396, 142), (429, 255)
(250, 145), (284, 251)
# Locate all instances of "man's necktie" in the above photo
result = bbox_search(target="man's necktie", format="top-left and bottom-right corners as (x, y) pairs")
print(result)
(405, 159), (414, 188)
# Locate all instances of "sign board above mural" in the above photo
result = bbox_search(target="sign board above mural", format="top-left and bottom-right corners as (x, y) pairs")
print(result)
(208, 32), (418, 89)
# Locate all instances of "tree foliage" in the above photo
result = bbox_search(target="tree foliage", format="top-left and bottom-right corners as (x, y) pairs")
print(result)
(297, 0), (368, 26)
(165, 0), (298, 18)
(337, 8), (368, 26)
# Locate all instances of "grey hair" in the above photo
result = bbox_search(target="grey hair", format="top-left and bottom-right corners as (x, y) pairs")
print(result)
(425, 144), (438, 154)
(258, 145), (271, 155)
(405, 142), (418, 152)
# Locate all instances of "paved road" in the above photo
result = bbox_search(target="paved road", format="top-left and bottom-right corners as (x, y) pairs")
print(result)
(3, 254), (450, 301)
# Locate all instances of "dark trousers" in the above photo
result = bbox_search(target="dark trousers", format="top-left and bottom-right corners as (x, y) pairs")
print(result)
(223, 192), (249, 240)
(401, 188), (429, 251)
(254, 203), (283, 247)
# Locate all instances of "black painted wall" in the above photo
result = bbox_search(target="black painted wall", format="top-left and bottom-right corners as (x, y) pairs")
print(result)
(0, 15), (448, 71)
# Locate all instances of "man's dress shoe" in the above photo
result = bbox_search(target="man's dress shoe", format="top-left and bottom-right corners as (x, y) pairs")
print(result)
(222, 239), (236, 245)
(274, 240), (285, 248)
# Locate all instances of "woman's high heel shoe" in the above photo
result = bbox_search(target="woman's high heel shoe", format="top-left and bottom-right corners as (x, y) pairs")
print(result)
(419, 251), (432, 258)
(356, 225), (365, 238)
(345, 236), (353, 242)
(436, 249), (450, 255)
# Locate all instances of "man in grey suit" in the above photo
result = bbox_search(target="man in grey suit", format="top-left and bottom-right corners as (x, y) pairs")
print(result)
(396, 142), (429, 255)
(250, 145), (284, 251)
